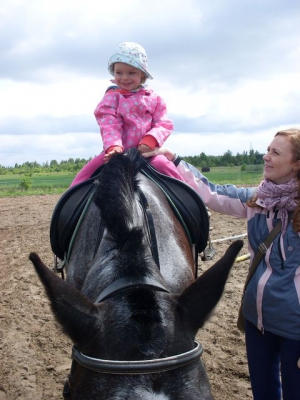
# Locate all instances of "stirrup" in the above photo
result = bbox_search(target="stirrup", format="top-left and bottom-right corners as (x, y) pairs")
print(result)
(201, 208), (216, 261)
(201, 235), (217, 261)
(53, 254), (66, 279)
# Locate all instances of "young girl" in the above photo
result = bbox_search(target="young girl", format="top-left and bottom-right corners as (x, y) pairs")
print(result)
(70, 42), (183, 187)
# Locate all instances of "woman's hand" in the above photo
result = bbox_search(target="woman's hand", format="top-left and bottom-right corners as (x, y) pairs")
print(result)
(138, 144), (151, 154)
(142, 147), (175, 161)
(298, 358), (300, 369)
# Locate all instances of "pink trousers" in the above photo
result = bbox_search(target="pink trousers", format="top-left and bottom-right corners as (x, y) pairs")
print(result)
(70, 152), (184, 187)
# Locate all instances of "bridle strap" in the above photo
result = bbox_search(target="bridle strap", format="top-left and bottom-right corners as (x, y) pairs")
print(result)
(95, 276), (170, 303)
(71, 341), (203, 375)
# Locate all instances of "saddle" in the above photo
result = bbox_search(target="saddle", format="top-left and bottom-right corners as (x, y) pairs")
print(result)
(50, 160), (209, 261)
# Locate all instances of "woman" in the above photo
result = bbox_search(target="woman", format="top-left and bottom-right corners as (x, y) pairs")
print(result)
(143, 128), (300, 400)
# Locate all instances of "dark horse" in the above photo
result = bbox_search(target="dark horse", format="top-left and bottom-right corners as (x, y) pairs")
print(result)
(29, 149), (243, 399)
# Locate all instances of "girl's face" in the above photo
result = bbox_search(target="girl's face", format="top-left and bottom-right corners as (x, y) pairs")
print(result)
(113, 62), (145, 91)
(263, 135), (300, 184)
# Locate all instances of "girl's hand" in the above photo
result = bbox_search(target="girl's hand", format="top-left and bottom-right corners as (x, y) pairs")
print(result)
(298, 358), (300, 368)
(104, 147), (123, 163)
(103, 152), (113, 163)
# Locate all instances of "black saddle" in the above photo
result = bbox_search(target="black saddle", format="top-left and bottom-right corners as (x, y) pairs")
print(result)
(50, 159), (209, 261)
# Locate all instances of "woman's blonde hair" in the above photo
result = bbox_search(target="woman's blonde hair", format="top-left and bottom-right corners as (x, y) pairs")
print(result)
(248, 128), (300, 231)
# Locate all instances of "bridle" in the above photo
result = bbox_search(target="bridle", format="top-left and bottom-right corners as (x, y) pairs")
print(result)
(64, 339), (203, 398)
(73, 275), (203, 374)
(71, 341), (203, 375)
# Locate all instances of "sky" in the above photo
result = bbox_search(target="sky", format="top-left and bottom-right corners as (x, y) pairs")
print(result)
(1, 0), (300, 167)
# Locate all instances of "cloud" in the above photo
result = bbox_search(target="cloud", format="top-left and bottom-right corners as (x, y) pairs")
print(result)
(0, 0), (300, 166)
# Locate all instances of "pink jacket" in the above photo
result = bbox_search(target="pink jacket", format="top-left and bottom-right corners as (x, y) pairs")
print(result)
(94, 87), (173, 151)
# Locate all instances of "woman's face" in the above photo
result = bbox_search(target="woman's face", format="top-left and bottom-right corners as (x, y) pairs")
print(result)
(263, 135), (300, 184)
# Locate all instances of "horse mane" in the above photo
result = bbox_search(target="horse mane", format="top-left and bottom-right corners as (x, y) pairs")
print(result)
(94, 148), (143, 235)
(93, 148), (153, 277)
(93, 150), (166, 355)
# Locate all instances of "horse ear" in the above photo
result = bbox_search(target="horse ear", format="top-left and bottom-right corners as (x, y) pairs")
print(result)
(29, 253), (103, 346)
(177, 240), (243, 333)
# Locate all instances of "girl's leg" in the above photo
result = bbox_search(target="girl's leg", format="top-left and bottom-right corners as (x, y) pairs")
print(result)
(70, 152), (105, 187)
(245, 320), (281, 400)
(280, 336), (300, 400)
(149, 155), (184, 181)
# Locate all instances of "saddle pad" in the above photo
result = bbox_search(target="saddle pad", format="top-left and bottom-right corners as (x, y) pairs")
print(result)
(50, 177), (99, 260)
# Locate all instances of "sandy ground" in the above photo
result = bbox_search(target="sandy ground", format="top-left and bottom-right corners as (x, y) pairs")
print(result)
(0, 195), (253, 399)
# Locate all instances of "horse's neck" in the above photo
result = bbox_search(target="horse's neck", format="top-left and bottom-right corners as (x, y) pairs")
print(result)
(67, 202), (164, 299)
(139, 178), (195, 292)
(66, 177), (195, 297)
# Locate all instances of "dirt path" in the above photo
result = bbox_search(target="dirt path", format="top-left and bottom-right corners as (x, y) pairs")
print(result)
(0, 195), (252, 399)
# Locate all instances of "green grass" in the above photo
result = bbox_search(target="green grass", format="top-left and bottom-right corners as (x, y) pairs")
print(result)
(0, 166), (263, 197)
(0, 173), (75, 197)
(207, 166), (263, 185)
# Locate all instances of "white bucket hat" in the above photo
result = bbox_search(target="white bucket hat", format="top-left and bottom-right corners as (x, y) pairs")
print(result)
(108, 42), (153, 80)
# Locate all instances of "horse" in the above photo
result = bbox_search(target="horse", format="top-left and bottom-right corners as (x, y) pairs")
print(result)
(29, 149), (243, 399)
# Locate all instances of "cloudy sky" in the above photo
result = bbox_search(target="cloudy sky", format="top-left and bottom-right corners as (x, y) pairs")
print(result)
(1, 0), (300, 167)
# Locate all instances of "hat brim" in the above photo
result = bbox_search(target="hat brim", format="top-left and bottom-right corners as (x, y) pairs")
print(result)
(108, 54), (153, 80)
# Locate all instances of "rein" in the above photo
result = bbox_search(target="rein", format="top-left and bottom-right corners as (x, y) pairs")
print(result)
(71, 341), (203, 375)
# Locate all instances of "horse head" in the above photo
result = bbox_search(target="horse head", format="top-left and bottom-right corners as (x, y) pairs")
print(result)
(29, 149), (243, 399)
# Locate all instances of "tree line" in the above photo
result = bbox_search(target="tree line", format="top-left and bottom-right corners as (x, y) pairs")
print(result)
(183, 149), (263, 168)
(0, 149), (264, 175)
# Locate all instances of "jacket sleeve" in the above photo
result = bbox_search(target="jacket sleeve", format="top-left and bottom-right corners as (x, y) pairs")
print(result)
(94, 92), (123, 151)
(177, 161), (256, 218)
(146, 95), (173, 147)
